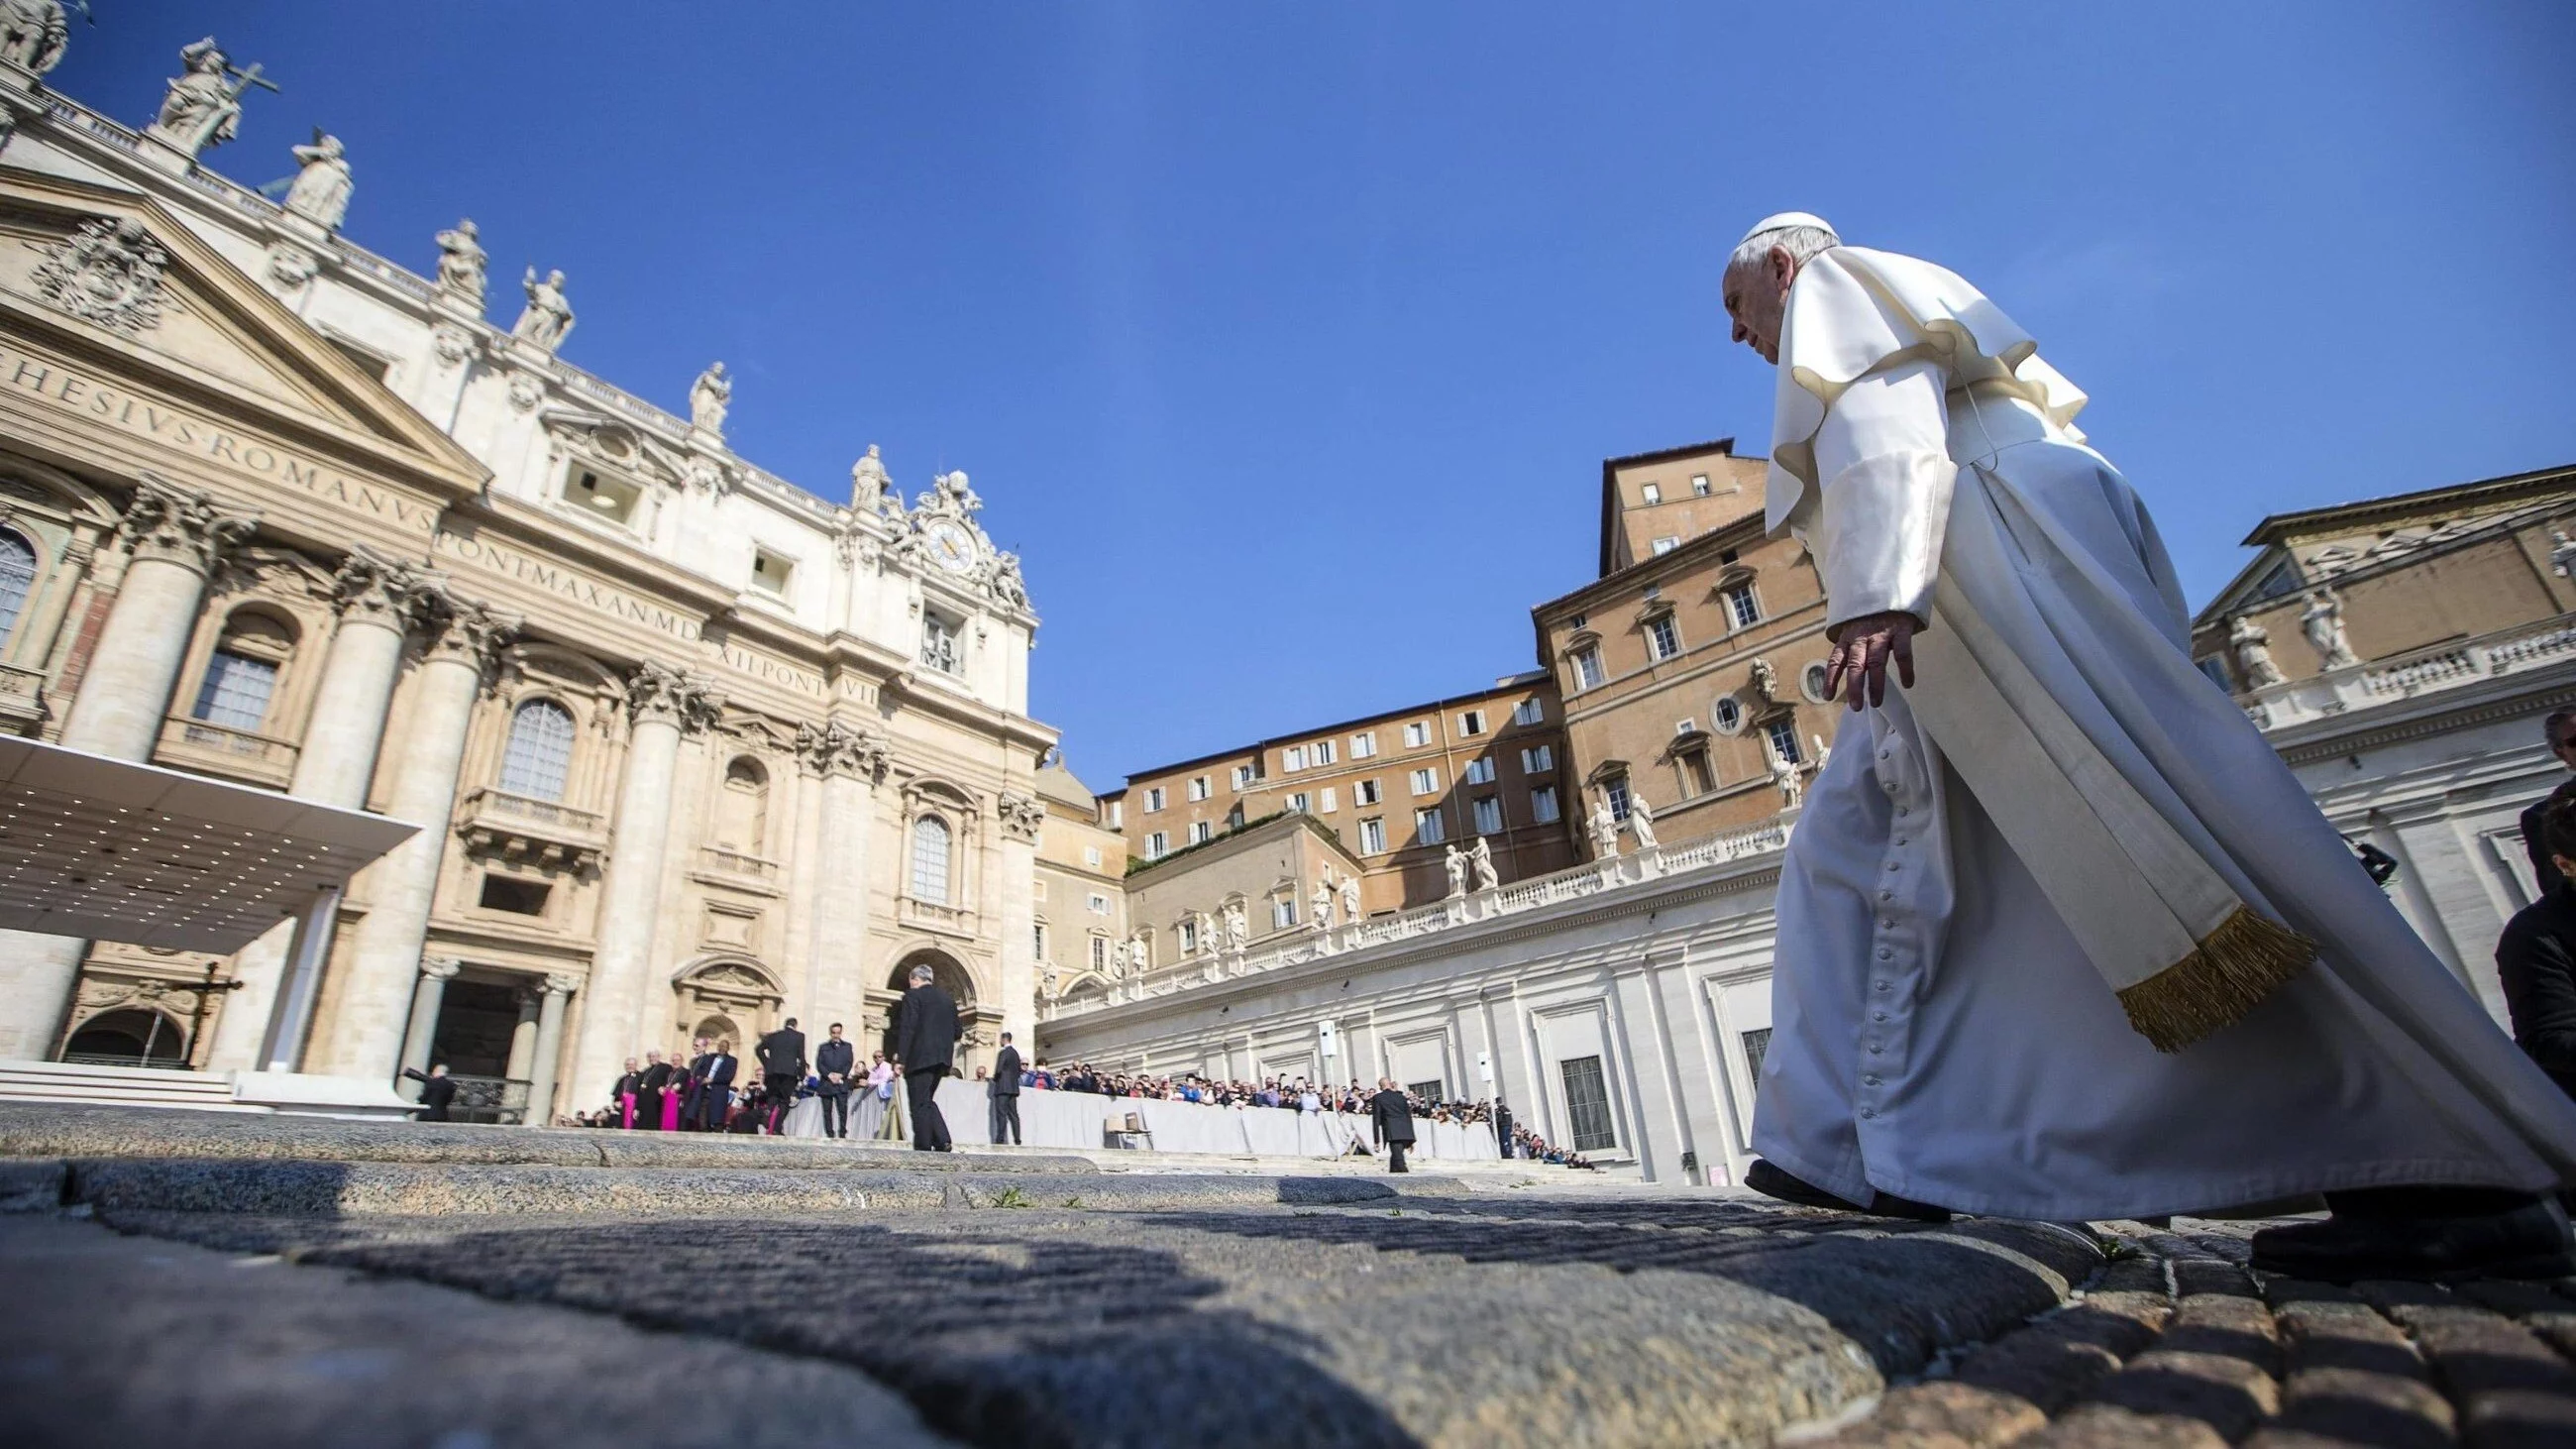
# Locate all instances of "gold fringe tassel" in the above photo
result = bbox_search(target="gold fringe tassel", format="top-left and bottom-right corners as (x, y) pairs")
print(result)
(2115, 906), (2315, 1055)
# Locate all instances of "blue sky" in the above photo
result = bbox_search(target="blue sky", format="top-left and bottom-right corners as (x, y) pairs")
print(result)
(63, 4), (2576, 784)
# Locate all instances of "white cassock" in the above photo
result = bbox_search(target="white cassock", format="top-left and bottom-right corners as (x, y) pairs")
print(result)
(1754, 245), (2576, 1220)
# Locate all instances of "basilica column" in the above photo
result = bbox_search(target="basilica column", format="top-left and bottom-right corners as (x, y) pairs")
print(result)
(995, 791), (1045, 1050)
(393, 954), (461, 1100)
(805, 722), (887, 1028)
(779, 726), (832, 1021)
(522, 973), (578, 1126)
(206, 551), (440, 1072)
(302, 603), (514, 1080)
(567, 663), (723, 1112)
(0, 478), (254, 1061)
(503, 985), (542, 1084)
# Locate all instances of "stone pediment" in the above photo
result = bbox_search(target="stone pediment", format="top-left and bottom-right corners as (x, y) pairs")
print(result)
(0, 170), (487, 503)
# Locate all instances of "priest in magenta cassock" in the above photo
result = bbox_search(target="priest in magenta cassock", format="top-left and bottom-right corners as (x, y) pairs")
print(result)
(1722, 212), (2576, 1281)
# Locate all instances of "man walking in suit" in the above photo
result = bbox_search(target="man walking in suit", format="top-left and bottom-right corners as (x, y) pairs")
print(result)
(400, 1063), (458, 1122)
(698, 1039), (737, 1131)
(990, 1031), (1024, 1146)
(756, 1018), (806, 1136)
(1371, 1076), (1417, 1174)
(1491, 1099), (1514, 1160)
(891, 964), (958, 1152)
(814, 1022), (856, 1140)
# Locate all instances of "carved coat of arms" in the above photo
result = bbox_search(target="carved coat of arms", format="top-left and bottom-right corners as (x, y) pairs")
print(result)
(30, 217), (170, 336)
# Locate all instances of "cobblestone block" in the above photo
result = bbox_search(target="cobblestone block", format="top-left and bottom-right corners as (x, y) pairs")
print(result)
(2372, 1300), (2576, 1449)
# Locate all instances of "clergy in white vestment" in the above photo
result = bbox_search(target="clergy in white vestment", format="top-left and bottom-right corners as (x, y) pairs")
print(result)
(1722, 212), (2576, 1281)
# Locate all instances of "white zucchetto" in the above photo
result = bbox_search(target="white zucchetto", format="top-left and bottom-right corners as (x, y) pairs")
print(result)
(1738, 211), (1838, 246)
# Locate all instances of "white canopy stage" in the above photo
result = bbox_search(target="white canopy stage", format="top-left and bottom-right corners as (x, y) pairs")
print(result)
(0, 735), (420, 1115)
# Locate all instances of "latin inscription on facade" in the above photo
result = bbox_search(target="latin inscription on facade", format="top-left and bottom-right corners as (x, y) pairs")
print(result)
(712, 643), (825, 699)
(434, 530), (703, 642)
(0, 343), (440, 534)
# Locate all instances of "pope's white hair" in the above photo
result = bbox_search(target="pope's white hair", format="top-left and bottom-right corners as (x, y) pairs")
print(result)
(1726, 223), (1841, 276)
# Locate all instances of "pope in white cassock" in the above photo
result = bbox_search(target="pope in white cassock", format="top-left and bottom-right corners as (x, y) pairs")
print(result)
(1722, 212), (2576, 1282)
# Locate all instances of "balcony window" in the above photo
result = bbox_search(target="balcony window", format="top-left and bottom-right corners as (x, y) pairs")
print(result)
(920, 612), (962, 675)
(190, 649), (276, 730)
(909, 815), (953, 903)
(1647, 614), (1681, 661)
(1605, 777), (1632, 822)
(0, 527), (33, 643)
(499, 700), (577, 801)
(1765, 721), (1803, 766)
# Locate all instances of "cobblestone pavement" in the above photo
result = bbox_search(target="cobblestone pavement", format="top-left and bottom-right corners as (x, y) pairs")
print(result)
(7, 1103), (2576, 1447)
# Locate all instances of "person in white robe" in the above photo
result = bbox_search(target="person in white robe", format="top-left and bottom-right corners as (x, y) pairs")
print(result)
(1721, 212), (2576, 1280)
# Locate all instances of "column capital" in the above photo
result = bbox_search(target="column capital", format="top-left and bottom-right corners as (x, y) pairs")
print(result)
(419, 954), (463, 980)
(627, 660), (723, 734)
(796, 719), (887, 783)
(422, 598), (518, 680)
(543, 972), (581, 997)
(118, 472), (256, 574)
(333, 546), (442, 630)
(997, 790), (1044, 842)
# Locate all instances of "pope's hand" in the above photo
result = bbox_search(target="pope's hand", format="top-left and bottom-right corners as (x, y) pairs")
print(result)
(1825, 612), (1919, 711)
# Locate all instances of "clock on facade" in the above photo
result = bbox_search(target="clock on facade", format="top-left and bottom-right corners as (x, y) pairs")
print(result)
(923, 519), (976, 573)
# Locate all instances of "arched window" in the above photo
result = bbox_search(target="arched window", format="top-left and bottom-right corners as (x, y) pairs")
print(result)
(0, 527), (35, 645)
(499, 699), (577, 801)
(713, 756), (769, 852)
(910, 815), (952, 903)
(190, 611), (294, 730)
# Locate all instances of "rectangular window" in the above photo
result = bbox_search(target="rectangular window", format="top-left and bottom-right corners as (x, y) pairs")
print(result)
(1531, 785), (1559, 824)
(1403, 721), (1431, 748)
(1274, 898), (1298, 929)
(1314, 739), (1337, 765)
(749, 548), (795, 597)
(1351, 730), (1377, 759)
(191, 650), (277, 730)
(1606, 777), (1632, 821)
(1567, 612), (1586, 630)
(1641, 482), (1662, 505)
(566, 466), (642, 526)
(1355, 778), (1381, 806)
(1415, 806), (1446, 844)
(920, 613), (962, 674)
(1560, 1055), (1618, 1152)
(1190, 821), (1214, 844)
(1178, 919), (1198, 953)
(1033, 922), (1049, 960)
(1409, 767), (1439, 795)
(1088, 892), (1110, 915)
(1083, 845), (1102, 868)
(1724, 583), (1763, 629)
(1231, 763), (1254, 790)
(1145, 832), (1168, 859)
(1512, 698), (1543, 727)
(1145, 787), (1165, 812)
(1459, 710), (1486, 736)
(1408, 1079), (1446, 1103)
(1284, 744), (1308, 771)
(1472, 796), (1503, 835)
(2196, 656), (2234, 692)
(1319, 786), (1338, 813)
(1464, 757), (1495, 785)
(1741, 1027), (1772, 1083)
(1765, 721), (1803, 765)
(1520, 744), (1554, 773)
(1647, 614), (1681, 660)
(1091, 936), (1109, 971)
(1572, 647), (1604, 691)
(1107, 800), (1123, 829)
(477, 874), (550, 916)
(1691, 473), (1711, 497)
(1652, 536), (1680, 556)
(1679, 750), (1713, 797)
(1188, 776), (1210, 802)
(1287, 792), (1311, 813)
(1359, 817), (1387, 852)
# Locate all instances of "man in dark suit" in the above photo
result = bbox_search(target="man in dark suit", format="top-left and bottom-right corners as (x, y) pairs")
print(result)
(814, 1022), (856, 1140)
(677, 1036), (710, 1132)
(990, 1031), (1024, 1146)
(1490, 1099), (1514, 1159)
(697, 1039), (737, 1131)
(1370, 1076), (1416, 1174)
(2518, 711), (2576, 890)
(890, 964), (958, 1152)
(401, 1063), (458, 1122)
(2500, 791), (2576, 1105)
(757, 1018), (806, 1135)
(636, 1050), (674, 1132)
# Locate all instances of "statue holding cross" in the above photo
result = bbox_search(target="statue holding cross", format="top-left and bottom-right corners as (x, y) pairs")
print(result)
(145, 36), (275, 159)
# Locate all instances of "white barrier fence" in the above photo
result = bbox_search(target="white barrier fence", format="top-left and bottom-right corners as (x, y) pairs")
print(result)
(784, 1079), (1503, 1160)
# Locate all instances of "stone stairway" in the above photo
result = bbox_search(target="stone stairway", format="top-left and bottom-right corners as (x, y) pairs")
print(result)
(0, 1059), (253, 1112)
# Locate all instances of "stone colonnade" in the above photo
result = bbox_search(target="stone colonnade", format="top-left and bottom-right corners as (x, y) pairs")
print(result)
(799, 719), (887, 1045)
